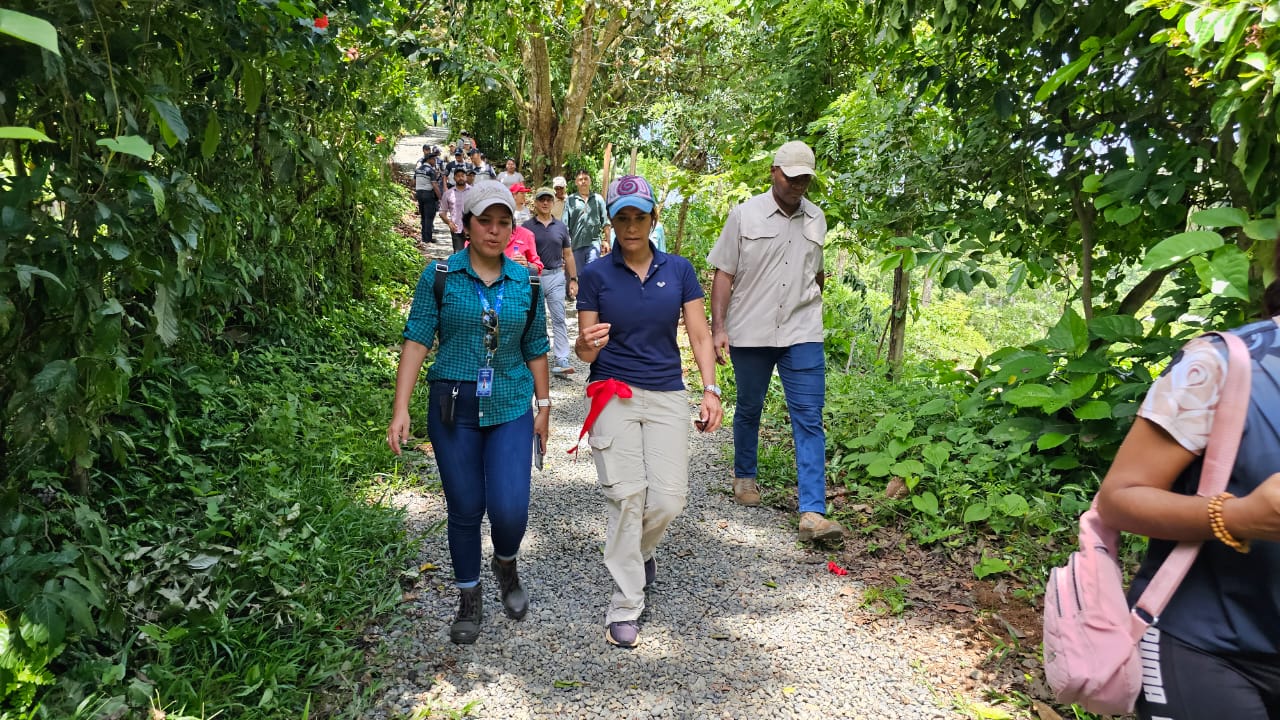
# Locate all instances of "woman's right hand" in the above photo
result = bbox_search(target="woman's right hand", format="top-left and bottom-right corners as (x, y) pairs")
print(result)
(387, 411), (412, 455)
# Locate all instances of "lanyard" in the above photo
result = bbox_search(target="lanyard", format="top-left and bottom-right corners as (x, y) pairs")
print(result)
(472, 277), (504, 367)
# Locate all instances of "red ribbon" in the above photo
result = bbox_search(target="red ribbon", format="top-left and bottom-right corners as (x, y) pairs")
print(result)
(567, 378), (633, 454)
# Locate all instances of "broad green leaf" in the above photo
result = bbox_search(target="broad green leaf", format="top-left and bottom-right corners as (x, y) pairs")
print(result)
(917, 398), (950, 415)
(1005, 263), (1027, 294)
(1106, 204), (1142, 226)
(33, 359), (74, 393)
(1074, 400), (1112, 420)
(1191, 206), (1247, 228)
(97, 135), (154, 161)
(1140, 230), (1224, 271)
(20, 594), (65, 647)
(1066, 373), (1097, 399)
(996, 352), (1053, 381)
(202, 112), (222, 159)
(1191, 245), (1249, 300)
(1002, 384), (1057, 407)
(243, 65), (265, 115)
(1243, 219), (1280, 242)
(973, 554), (1010, 579)
(147, 97), (189, 146)
(911, 491), (939, 516)
(0, 9), (59, 54)
(1037, 432), (1070, 450)
(1043, 307), (1087, 355)
(140, 174), (165, 215)
(1088, 314), (1143, 341)
(1001, 494), (1030, 516)
(866, 456), (893, 477)
(922, 443), (950, 467)
(1081, 174), (1103, 193)
(15, 264), (66, 291)
(154, 283), (179, 345)
(891, 459), (926, 477)
(963, 503), (991, 523)
(1064, 353), (1111, 373)
(1049, 456), (1081, 470)
(0, 126), (52, 142)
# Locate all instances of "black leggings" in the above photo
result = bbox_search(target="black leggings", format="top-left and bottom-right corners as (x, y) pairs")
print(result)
(1138, 628), (1280, 720)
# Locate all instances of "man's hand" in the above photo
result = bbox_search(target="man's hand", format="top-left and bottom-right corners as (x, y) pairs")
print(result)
(713, 328), (730, 366)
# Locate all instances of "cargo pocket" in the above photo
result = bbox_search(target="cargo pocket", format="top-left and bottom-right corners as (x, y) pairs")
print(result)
(587, 434), (624, 498)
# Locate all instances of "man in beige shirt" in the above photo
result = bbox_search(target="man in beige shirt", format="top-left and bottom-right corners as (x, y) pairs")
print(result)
(551, 175), (568, 220)
(707, 140), (843, 543)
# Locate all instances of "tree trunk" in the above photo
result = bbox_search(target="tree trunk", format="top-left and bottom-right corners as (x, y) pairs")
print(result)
(673, 195), (691, 255)
(920, 275), (933, 306)
(1070, 185), (1096, 320)
(887, 255), (909, 379)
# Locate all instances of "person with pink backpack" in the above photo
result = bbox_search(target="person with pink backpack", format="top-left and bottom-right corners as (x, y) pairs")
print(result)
(1073, 284), (1280, 717)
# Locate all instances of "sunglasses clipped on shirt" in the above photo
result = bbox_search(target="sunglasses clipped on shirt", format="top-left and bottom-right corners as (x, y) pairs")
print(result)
(482, 308), (499, 353)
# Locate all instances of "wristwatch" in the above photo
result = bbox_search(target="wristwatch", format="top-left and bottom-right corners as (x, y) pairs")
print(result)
(535, 398), (551, 408)
(569, 276), (577, 282)
(703, 384), (722, 398)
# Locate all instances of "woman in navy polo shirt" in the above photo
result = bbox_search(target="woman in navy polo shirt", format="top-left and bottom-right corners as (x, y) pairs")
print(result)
(573, 175), (724, 648)
(387, 181), (551, 645)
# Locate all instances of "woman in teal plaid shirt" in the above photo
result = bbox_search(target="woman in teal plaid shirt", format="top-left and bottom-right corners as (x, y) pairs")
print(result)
(387, 181), (551, 644)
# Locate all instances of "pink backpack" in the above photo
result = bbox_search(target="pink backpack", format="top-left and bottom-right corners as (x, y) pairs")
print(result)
(1042, 332), (1249, 714)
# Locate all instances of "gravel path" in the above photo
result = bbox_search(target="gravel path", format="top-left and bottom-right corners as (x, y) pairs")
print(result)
(366, 131), (958, 719)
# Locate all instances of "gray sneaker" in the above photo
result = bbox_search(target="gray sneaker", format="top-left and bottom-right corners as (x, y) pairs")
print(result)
(606, 620), (639, 648)
(551, 359), (575, 376)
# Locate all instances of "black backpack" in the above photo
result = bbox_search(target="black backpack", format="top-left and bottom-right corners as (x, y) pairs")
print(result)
(432, 262), (542, 344)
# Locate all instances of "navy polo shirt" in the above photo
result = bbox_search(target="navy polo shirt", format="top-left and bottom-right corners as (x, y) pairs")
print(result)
(523, 217), (570, 271)
(576, 244), (704, 391)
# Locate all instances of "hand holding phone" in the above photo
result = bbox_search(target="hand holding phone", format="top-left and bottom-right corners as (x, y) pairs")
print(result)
(533, 434), (545, 470)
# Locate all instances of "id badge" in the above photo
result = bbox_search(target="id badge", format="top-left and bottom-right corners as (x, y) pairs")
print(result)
(476, 367), (494, 397)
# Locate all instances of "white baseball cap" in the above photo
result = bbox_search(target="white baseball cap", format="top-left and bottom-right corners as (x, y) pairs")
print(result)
(552, 175), (567, 188)
(773, 141), (816, 178)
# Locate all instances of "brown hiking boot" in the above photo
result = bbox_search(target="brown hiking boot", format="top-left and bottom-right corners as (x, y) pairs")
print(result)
(797, 512), (844, 542)
(732, 477), (761, 506)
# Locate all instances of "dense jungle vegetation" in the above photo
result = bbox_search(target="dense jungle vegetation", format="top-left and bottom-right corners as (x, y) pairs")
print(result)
(4, 0), (1280, 717)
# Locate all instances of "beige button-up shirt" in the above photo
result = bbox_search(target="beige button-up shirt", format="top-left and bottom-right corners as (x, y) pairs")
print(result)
(707, 191), (825, 347)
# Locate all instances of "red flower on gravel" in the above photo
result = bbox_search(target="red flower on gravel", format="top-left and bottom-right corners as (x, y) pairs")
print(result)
(314, 16), (329, 29)
(827, 560), (848, 576)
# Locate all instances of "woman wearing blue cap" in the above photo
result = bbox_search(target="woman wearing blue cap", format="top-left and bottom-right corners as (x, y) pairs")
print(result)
(572, 175), (724, 648)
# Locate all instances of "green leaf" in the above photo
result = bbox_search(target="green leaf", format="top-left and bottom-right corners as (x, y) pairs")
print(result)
(917, 398), (950, 415)
(0, 126), (52, 142)
(243, 65), (265, 115)
(1243, 219), (1280, 242)
(891, 459), (926, 476)
(1140, 230), (1224, 271)
(0, 294), (12, 334)
(1001, 384), (1057, 408)
(1088, 315), (1144, 341)
(973, 554), (1010, 579)
(963, 503), (991, 523)
(1043, 307), (1087, 355)
(1191, 206), (1248, 228)
(1037, 432), (1070, 450)
(1000, 494), (1030, 516)
(154, 283), (179, 345)
(147, 97), (189, 146)
(1048, 455), (1081, 470)
(921, 443), (950, 467)
(866, 456), (893, 477)
(97, 135), (154, 161)
(202, 112), (222, 159)
(911, 491), (939, 516)
(140, 174), (165, 215)
(0, 9), (60, 55)
(996, 352), (1054, 381)
(1074, 400), (1112, 420)
(15, 264), (66, 291)
(20, 594), (65, 648)
(1191, 245), (1250, 300)
(1106, 204), (1142, 226)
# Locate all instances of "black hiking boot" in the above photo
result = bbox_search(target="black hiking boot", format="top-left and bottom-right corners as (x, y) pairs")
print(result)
(450, 585), (483, 644)
(490, 557), (529, 620)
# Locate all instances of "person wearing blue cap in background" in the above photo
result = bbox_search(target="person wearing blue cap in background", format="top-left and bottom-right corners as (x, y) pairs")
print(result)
(573, 175), (723, 649)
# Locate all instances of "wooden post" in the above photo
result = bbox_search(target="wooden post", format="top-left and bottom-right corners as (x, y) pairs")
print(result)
(887, 230), (911, 379)
(601, 143), (614, 193)
(629, 147), (638, 175)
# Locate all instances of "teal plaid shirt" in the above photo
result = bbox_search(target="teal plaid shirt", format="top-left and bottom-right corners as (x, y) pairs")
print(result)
(403, 251), (550, 426)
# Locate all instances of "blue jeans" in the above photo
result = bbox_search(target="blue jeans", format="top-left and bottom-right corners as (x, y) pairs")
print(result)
(729, 343), (827, 514)
(426, 381), (533, 586)
(572, 246), (599, 274)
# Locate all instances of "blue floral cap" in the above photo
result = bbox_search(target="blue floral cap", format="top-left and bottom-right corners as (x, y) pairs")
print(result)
(606, 175), (655, 217)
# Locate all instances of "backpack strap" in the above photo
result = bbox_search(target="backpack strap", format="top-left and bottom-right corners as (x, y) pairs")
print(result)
(432, 261), (448, 311)
(524, 275), (541, 344)
(1128, 331), (1250, 638)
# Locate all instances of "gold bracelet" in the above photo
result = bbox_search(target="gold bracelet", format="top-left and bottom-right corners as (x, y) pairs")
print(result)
(1207, 492), (1251, 553)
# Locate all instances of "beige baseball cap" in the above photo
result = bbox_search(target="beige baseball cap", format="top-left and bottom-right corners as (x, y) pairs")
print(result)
(463, 180), (515, 216)
(773, 141), (816, 177)
(552, 175), (567, 188)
